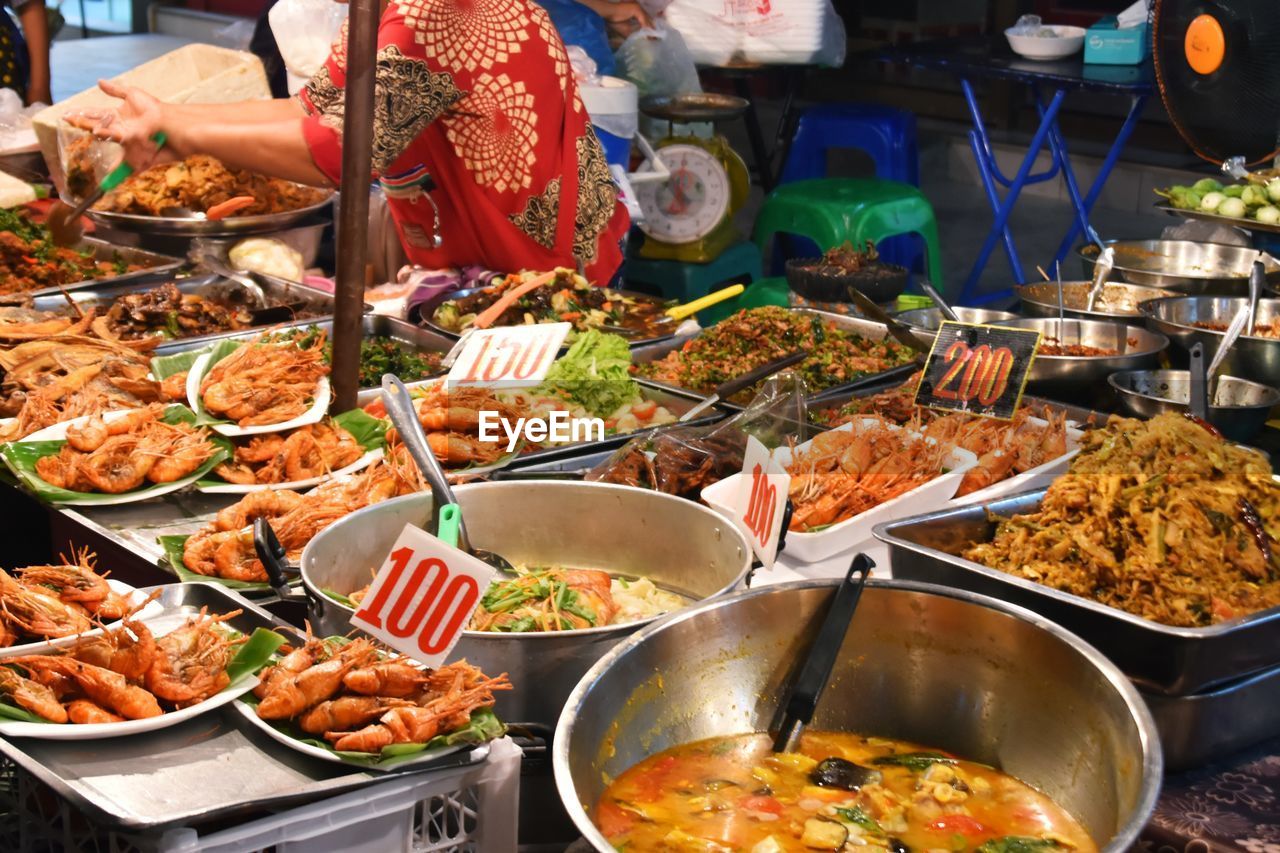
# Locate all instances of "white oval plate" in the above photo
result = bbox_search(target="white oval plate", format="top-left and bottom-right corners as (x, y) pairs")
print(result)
(231, 698), (476, 772)
(19, 406), (177, 444)
(0, 671), (259, 739)
(197, 447), (384, 494)
(188, 352), (331, 437)
(0, 580), (164, 660)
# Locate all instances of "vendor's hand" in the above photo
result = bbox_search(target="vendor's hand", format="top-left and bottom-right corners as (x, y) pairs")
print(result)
(65, 79), (173, 171)
(589, 0), (654, 48)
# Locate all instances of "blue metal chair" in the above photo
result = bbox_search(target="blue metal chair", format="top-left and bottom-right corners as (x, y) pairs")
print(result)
(776, 104), (923, 275)
(780, 104), (920, 186)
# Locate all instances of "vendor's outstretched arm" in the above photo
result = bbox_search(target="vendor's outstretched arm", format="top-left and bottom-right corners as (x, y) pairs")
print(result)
(168, 116), (329, 187)
(69, 80), (329, 186)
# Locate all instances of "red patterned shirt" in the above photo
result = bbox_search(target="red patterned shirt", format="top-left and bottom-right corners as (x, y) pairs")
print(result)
(299, 0), (628, 283)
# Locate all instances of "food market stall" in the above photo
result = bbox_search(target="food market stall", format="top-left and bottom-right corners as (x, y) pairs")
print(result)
(4, 2), (1280, 851)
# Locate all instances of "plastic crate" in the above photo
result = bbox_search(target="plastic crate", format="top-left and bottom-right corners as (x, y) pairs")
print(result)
(0, 738), (521, 853)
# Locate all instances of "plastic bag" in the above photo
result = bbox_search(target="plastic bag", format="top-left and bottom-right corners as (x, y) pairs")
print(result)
(616, 21), (701, 99)
(1161, 219), (1252, 247)
(1008, 14), (1055, 37)
(663, 0), (846, 67)
(568, 45), (600, 86)
(615, 21), (705, 140)
(269, 0), (345, 95)
(587, 371), (812, 500)
(55, 121), (121, 202)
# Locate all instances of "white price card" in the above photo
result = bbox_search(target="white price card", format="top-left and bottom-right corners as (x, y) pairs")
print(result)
(446, 322), (572, 388)
(350, 523), (496, 668)
(736, 435), (789, 569)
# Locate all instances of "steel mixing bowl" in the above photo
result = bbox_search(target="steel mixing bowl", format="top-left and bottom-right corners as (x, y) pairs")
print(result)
(894, 306), (1019, 331)
(555, 580), (1162, 852)
(300, 481), (752, 727)
(1140, 295), (1280, 387)
(1018, 281), (1171, 321)
(1079, 240), (1280, 294)
(1108, 369), (1280, 442)
(1000, 317), (1167, 403)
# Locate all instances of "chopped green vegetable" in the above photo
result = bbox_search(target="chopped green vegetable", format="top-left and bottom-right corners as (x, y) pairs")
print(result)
(871, 752), (956, 771)
(833, 806), (882, 834)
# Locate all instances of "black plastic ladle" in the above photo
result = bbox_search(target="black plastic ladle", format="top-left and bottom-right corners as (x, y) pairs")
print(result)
(773, 553), (873, 753)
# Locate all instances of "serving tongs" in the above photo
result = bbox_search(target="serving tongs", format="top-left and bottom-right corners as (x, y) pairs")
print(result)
(1084, 245), (1115, 313)
(1189, 343), (1209, 421)
(678, 350), (808, 422)
(919, 280), (958, 322)
(379, 374), (517, 574)
(842, 287), (931, 353)
(772, 554), (873, 753)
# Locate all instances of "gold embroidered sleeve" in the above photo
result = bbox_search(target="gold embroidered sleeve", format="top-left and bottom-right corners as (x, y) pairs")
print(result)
(572, 127), (619, 265)
(302, 45), (466, 173)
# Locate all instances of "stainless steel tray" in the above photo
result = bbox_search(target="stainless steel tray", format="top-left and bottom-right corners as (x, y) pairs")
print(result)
(874, 489), (1280, 696)
(32, 273), (337, 352)
(412, 283), (680, 349)
(631, 308), (925, 411)
(1146, 663), (1280, 772)
(1155, 202), (1280, 236)
(0, 582), (484, 832)
(87, 194), (334, 238)
(159, 314), (453, 386)
(23, 237), (184, 297)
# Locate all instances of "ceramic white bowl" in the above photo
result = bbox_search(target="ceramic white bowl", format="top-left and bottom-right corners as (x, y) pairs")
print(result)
(1006, 25), (1086, 60)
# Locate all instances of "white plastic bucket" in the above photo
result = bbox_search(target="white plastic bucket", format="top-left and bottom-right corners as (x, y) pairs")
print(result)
(579, 76), (638, 169)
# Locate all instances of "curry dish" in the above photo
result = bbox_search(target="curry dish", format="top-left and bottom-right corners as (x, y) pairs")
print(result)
(964, 413), (1280, 627)
(597, 731), (1095, 852)
(96, 155), (329, 218)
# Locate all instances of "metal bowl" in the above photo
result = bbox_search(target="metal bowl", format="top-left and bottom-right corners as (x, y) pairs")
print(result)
(1001, 317), (1168, 403)
(1079, 240), (1280, 294)
(87, 193), (334, 238)
(894, 306), (1019, 331)
(412, 284), (679, 349)
(300, 481), (752, 727)
(554, 580), (1162, 852)
(1018, 281), (1171, 321)
(1141, 295), (1280, 387)
(1108, 369), (1280, 442)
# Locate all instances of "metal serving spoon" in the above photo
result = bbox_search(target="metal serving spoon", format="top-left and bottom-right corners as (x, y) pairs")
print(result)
(379, 374), (517, 575)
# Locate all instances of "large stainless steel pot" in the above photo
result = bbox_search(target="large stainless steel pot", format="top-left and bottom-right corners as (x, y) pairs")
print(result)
(1000, 317), (1168, 404)
(555, 580), (1162, 852)
(1079, 240), (1280, 293)
(1018, 281), (1170, 321)
(300, 481), (752, 727)
(894, 306), (1019, 331)
(1140, 295), (1280, 386)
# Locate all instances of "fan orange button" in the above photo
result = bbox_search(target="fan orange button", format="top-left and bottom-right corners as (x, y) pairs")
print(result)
(1185, 13), (1226, 75)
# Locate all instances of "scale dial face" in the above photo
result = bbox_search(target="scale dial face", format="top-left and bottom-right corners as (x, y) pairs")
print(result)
(636, 144), (732, 244)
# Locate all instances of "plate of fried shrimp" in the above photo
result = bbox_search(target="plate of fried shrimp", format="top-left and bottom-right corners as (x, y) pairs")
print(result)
(234, 636), (510, 770)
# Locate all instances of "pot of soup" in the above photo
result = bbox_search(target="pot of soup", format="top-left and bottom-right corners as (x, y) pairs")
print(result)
(555, 580), (1162, 852)
(300, 480), (753, 728)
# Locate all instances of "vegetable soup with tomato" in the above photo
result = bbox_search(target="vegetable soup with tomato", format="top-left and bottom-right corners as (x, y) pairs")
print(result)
(596, 732), (1095, 853)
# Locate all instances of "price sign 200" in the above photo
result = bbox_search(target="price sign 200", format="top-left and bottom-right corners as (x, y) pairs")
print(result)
(353, 545), (487, 661)
(933, 341), (1017, 406)
(916, 322), (1041, 420)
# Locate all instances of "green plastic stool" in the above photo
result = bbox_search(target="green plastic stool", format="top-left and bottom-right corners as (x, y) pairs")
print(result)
(752, 178), (944, 294)
(623, 241), (764, 303)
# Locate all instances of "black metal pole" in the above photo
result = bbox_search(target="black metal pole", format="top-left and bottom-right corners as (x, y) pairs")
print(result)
(330, 0), (380, 413)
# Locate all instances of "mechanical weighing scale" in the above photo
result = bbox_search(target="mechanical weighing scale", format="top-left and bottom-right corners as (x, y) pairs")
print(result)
(631, 93), (753, 263)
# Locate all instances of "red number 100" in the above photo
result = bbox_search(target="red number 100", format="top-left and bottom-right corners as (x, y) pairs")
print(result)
(353, 547), (481, 656)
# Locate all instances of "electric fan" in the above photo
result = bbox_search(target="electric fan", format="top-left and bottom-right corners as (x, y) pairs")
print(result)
(1152, 0), (1280, 166)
